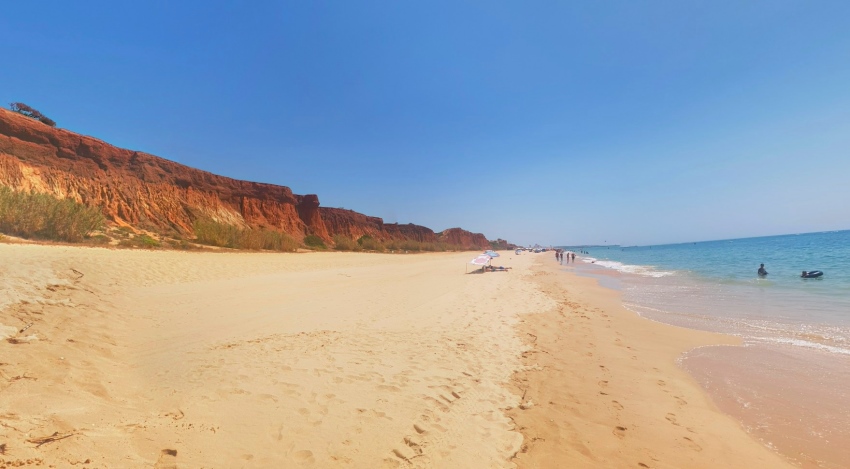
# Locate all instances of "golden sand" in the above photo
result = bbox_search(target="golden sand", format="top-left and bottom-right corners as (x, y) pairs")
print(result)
(0, 245), (792, 468)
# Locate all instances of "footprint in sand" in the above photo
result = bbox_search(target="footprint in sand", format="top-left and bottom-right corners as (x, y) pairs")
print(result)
(598, 380), (608, 387)
(612, 400), (624, 410)
(424, 396), (450, 412)
(665, 413), (680, 426)
(656, 380), (666, 387)
(413, 423), (427, 434)
(153, 449), (177, 469)
(682, 436), (703, 452)
(612, 426), (627, 439)
(404, 436), (424, 455)
(293, 449), (315, 465)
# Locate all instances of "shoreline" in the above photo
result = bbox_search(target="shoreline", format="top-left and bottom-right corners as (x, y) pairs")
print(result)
(507, 256), (794, 468)
(569, 254), (850, 469)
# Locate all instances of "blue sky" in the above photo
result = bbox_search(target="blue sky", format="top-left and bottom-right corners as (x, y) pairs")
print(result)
(3, 1), (849, 246)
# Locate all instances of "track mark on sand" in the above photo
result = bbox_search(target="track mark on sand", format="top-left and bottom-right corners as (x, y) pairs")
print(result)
(153, 449), (177, 469)
(683, 436), (702, 452)
(293, 449), (315, 465)
(613, 426), (627, 438)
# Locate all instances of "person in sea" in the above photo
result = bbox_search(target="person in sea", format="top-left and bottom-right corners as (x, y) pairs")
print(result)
(758, 263), (768, 276)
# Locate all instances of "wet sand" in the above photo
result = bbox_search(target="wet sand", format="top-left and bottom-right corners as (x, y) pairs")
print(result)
(1, 244), (793, 468)
(507, 258), (794, 468)
(683, 345), (850, 469)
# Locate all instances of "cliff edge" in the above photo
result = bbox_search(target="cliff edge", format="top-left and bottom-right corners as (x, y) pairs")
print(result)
(0, 108), (495, 250)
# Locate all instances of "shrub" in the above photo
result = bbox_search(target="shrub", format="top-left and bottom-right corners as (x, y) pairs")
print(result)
(85, 234), (112, 245)
(357, 235), (384, 252)
(114, 233), (161, 249)
(304, 234), (326, 249)
(137, 234), (160, 248)
(192, 218), (298, 252)
(0, 187), (104, 242)
(332, 235), (360, 251)
(193, 218), (239, 247)
(9, 102), (56, 127)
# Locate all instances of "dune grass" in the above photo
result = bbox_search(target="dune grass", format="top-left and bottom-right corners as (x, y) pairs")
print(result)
(193, 218), (299, 252)
(0, 186), (105, 242)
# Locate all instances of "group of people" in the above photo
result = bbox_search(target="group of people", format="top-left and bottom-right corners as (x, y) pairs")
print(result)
(555, 250), (576, 263)
(758, 263), (824, 278)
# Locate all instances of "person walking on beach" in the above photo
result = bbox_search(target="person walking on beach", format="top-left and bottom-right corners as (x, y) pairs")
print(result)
(758, 263), (768, 276)
(571, 252), (575, 262)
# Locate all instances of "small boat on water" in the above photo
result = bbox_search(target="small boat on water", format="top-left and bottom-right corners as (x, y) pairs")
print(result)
(801, 270), (823, 278)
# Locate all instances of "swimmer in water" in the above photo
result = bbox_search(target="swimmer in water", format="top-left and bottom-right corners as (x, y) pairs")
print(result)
(758, 264), (768, 276)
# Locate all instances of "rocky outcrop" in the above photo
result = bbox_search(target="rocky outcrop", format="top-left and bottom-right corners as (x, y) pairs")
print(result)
(320, 208), (438, 243)
(319, 208), (387, 241)
(437, 228), (491, 250)
(0, 108), (513, 248)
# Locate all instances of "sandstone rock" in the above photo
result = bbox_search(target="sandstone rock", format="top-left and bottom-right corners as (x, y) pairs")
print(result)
(437, 228), (491, 250)
(0, 108), (514, 248)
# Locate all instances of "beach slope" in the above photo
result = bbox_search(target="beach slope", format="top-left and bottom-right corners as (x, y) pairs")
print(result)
(0, 245), (790, 468)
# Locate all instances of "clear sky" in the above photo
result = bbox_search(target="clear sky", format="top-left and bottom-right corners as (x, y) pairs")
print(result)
(3, 1), (849, 246)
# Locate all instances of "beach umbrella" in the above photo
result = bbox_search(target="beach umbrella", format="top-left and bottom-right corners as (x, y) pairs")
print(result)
(484, 250), (500, 258)
(470, 255), (492, 265)
(467, 254), (492, 273)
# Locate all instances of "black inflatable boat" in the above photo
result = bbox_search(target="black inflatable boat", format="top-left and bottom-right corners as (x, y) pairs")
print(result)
(801, 271), (823, 278)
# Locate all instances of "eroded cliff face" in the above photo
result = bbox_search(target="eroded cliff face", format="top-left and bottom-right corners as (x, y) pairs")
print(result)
(0, 108), (326, 239)
(437, 228), (491, 250)
(0, 108), (508, 248)
(319, 208), (444, 244)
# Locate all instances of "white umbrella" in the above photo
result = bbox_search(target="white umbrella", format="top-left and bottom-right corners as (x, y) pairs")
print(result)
(470, 255), (492, 266)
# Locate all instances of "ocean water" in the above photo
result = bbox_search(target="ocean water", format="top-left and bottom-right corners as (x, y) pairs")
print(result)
(567, 230), (850, 354)
(560, 230), (850, 468)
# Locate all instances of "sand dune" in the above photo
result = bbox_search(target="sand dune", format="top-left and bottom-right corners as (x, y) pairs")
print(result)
(1, 245), (792, 468)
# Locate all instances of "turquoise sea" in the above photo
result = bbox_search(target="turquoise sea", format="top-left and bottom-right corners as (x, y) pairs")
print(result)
(565, 230), (850, 354)
(560, 230), (850, 468)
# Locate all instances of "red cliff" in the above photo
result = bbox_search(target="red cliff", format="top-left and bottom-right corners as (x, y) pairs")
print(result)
(437, 228), (491, 250)
(0, 108), (510, 249)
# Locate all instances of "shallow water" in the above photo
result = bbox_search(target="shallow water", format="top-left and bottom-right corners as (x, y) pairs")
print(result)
(559, 230), (850, 468)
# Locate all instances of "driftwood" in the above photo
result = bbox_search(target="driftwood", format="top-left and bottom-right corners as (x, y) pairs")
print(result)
(26, 431), (76, 448)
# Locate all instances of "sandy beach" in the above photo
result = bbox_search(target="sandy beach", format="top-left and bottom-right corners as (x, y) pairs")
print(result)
(1, 245), (793, 468)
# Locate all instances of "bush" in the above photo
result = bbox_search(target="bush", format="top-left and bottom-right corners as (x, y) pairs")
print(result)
(85, 234), (112, 245)
(332, 235), (360, 251)
(115, 234), (161, 249)
(304, 234), (326, 249)
(357, 235), (384, 252)
(9, 102), (56, 127)
(0, 187), (105, 242)
(192, 218), (298, 252)
(137, 234), (160, 248)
